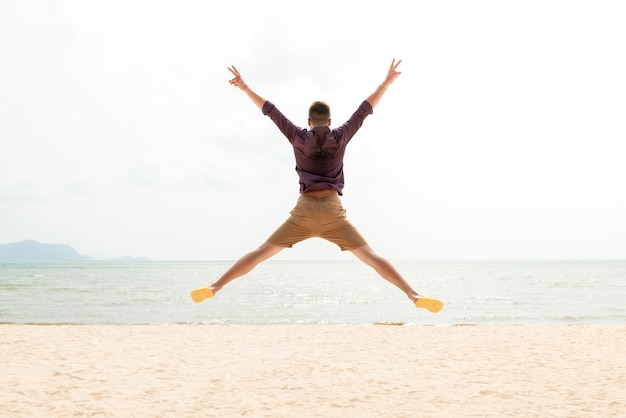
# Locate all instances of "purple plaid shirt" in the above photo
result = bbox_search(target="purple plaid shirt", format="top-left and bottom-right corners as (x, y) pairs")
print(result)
(262, 100), (373, 195)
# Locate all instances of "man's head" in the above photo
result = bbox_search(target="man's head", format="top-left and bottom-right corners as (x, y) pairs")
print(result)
(308, 101), (331, 127)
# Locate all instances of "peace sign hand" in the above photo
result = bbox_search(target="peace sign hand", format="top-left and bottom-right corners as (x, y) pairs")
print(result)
(382, 59), (402, 87)
(228, 65), (248, 90)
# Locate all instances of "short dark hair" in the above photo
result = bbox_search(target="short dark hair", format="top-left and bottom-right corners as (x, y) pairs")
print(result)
(308, 101), (330, 126)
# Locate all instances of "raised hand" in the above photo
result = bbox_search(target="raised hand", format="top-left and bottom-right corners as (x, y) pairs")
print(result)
(228, 65), (248, 90)
(365, 59), (403, 107)
(382, 58), (402, 87)
(227, 65), (265, 110)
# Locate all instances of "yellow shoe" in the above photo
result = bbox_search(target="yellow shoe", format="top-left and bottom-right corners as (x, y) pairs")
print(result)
(191, 287), (213, 303)
(415, 297), (443, 313)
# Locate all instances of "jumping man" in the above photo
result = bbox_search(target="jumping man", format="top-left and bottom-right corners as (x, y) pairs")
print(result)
(191, 59), (443, 313)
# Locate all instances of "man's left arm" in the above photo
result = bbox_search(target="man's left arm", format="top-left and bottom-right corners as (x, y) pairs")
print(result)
(366, 59), (402, 108)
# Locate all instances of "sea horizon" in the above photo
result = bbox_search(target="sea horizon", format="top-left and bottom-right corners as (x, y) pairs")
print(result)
(2, 259), (625, 326)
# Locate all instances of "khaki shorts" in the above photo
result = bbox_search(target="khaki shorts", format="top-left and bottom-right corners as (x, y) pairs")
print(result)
(267, 193), (368, 251)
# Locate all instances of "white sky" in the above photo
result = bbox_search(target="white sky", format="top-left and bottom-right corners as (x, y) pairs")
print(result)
(1, 0), (625, 261)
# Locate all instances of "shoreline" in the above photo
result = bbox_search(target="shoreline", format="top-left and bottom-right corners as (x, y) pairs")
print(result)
(2, 324), (625, 417)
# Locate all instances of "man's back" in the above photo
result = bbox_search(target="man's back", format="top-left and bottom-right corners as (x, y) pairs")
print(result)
(262, 100), (373, 194)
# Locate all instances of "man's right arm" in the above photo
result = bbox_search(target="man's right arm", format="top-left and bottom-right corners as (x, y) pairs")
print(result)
(228, 65), (302, 141)
(228, 65), (266, 110)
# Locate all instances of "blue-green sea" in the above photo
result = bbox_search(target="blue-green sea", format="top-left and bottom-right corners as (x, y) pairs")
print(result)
(1, 260), (625, 325)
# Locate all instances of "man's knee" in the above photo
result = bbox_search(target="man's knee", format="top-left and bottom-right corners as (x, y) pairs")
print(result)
(252, 242), (283, 259)
(351, 245), (376, 263)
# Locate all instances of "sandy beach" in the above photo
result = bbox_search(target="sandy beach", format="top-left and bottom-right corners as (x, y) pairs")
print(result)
(1, 325), (625, 417)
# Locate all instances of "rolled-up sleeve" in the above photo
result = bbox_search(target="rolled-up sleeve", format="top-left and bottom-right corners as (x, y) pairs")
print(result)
(335, 101), (373, 142)
(262, 101), (304, 143)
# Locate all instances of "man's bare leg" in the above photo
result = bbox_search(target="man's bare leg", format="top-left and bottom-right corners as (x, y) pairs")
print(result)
(350, 245), (421, 302)
(350, 245), (443, 312)
(209, 241), (283, 295)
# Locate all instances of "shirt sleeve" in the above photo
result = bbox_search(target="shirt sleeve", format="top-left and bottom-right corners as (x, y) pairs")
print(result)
(262, 101), (304, 144)
(334, 101), (373, 143)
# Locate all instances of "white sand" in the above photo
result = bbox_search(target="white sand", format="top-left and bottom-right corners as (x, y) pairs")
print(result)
(1, 325), (625, 417)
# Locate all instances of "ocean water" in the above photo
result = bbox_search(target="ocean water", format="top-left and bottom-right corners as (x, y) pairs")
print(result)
(0, 260), (625, 326)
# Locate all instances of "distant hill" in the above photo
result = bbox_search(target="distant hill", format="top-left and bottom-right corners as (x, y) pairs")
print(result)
(0, 240), (88, 261)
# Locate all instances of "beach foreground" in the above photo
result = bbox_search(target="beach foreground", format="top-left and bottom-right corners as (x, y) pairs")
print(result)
(1, 325), (625, 417)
